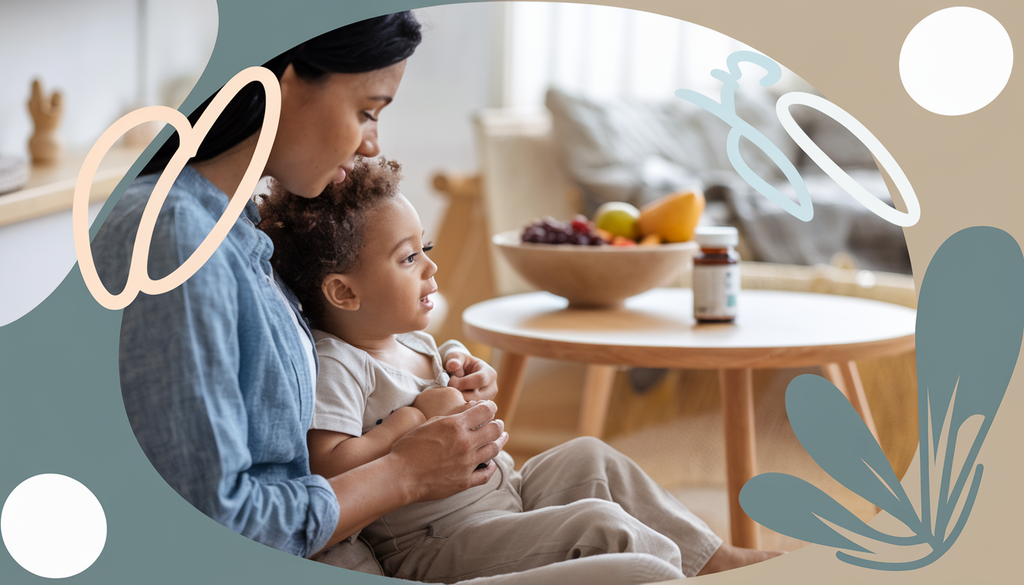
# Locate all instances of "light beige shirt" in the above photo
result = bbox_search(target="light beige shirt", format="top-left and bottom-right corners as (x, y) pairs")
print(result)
(311, 330), (468, 436)
(310, 330), (505, 548)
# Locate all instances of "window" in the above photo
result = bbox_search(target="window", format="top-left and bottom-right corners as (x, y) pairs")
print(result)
(501, 2), (773, 107)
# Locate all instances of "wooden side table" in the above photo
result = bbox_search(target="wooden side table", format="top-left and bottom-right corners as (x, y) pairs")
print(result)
(462, 288), (916, 548)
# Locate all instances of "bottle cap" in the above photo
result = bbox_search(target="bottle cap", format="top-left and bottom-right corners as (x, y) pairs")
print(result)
(695, 226), (738, 247)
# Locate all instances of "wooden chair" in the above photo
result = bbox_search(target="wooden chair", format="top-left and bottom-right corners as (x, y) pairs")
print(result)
(430, 109), (607, 432)
(469, 108), (614, 433)
(428, 172), (495, 358)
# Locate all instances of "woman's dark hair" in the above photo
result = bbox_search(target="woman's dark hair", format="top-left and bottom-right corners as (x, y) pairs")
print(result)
(141, 12), (421, 175)
(257, 157), (402, 325)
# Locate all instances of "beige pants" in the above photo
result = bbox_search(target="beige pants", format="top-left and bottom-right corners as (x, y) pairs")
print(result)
(379, 437), (722, 583)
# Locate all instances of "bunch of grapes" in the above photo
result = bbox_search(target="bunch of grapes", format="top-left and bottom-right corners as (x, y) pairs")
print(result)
(521, 215), (607, 246)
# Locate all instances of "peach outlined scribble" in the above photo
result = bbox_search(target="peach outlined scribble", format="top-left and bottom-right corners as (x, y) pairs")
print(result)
(72, 67), (281, 310)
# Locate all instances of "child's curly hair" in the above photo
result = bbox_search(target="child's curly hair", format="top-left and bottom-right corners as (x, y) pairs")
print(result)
(257, 157), (402, 326)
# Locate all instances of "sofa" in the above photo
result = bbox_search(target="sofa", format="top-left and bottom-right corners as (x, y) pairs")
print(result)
(475, 87), (912, 297)
(464, 86), (918, 475)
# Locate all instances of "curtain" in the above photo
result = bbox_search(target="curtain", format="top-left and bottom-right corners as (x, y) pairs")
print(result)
(502, 2), (762, 107)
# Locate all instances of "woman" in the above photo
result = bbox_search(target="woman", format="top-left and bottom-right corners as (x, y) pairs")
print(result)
(95, 11), (505, 559)
(92, 10), (769, 582)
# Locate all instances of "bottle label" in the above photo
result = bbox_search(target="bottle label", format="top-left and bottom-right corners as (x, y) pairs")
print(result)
(693, 264), (740, 320)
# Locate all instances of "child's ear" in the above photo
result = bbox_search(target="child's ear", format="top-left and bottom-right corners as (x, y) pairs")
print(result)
(322, 274), (360, 311)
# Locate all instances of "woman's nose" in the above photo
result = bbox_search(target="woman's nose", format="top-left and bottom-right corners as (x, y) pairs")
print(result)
(357, 128), (380, 158)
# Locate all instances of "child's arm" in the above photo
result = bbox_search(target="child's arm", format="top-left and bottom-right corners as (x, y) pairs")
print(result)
(308, 406), (426, 478)
(413, 386), (473, 419)
(438, 340), (498, 402)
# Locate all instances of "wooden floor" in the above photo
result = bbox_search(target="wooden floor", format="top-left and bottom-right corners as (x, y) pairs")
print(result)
(498, 351), (919, 551)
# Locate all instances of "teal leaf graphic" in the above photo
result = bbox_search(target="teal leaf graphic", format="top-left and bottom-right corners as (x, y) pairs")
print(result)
(740, 473), (922, 551)
(918, 228), (1024, 443)
(915, 226), (1024, 543)
(785, 375), (920, 529)
(739, 226), (1024, 570)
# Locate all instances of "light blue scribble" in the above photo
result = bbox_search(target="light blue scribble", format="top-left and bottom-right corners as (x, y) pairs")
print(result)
(675, 51), (813, 221)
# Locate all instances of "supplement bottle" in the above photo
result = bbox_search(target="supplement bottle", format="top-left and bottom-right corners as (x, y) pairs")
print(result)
(692, 226), (740, 322)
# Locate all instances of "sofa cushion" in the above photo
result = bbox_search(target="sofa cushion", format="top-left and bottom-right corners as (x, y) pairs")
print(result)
(545, 87), (802, 213)
(790, 104), (879, 170)
(542, 87), (910, 273)
(719, 168), (911, 273)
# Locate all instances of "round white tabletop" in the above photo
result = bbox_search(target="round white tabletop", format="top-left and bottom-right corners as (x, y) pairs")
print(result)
(463, 288), (916, 369)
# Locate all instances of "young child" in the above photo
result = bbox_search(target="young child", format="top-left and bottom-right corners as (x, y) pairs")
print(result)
(258, 157), (770, 583)
(258, 159), (491, 482)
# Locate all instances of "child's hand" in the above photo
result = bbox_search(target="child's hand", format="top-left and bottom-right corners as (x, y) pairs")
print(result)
(444, 352), (498, 402)
(413, 386), (469, 420)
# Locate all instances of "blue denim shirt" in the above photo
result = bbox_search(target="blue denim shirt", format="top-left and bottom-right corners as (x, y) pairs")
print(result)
(92, 166), (339, 557)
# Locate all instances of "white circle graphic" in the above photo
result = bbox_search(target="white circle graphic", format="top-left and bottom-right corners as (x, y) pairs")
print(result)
(899, 7), (1013, 116)
(2, 474), (107, 579)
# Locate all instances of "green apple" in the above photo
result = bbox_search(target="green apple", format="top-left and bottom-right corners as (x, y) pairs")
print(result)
(594, 202), (641, 240)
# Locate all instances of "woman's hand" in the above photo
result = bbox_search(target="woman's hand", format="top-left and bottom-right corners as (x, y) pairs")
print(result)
(413, 386), (470, 419)
(389, 400), (507, 503)
(319, 401), (507, 553)
(444, 352), (498, 402)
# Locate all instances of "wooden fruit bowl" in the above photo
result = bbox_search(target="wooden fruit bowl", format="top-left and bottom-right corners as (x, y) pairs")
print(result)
(492, 230), (698, 309)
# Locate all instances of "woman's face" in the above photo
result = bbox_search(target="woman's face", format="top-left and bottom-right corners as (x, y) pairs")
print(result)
(265, 60), (407, 197)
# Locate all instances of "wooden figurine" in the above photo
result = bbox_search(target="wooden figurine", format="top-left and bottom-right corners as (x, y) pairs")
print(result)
(27, 79), (64, 165)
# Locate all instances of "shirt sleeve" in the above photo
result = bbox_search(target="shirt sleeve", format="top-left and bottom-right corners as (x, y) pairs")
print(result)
(311, 339), (371, 437)
(97, 196), (338, 558)
(437, 339), (471, 362)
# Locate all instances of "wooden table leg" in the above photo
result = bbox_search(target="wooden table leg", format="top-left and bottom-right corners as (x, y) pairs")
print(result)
(578, 364), (617, 437)
(495, 352), (529, 428)
(821, 361), (879, 443)
(719, 368), (760, 549)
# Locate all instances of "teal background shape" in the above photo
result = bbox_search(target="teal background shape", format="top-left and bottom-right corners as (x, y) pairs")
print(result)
(0, 2), (476, 583)
(2, 1), (1022, 583)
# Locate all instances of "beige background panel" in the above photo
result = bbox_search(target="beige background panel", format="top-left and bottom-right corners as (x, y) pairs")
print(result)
(574, 0), (1022, 583)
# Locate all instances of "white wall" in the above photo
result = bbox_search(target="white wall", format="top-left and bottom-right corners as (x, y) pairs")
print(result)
(0, 0), (218, 156)
(0, 2), (501, 325)
(381, 3), (504, 237)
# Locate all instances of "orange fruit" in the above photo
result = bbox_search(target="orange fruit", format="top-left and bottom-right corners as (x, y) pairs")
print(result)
(638, 190), (705, 243)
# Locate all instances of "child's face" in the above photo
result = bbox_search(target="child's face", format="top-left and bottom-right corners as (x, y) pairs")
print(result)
(344, 194), (437, 334)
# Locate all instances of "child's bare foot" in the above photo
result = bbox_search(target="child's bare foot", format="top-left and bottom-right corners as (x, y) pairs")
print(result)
(696, 544), (785, 575)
